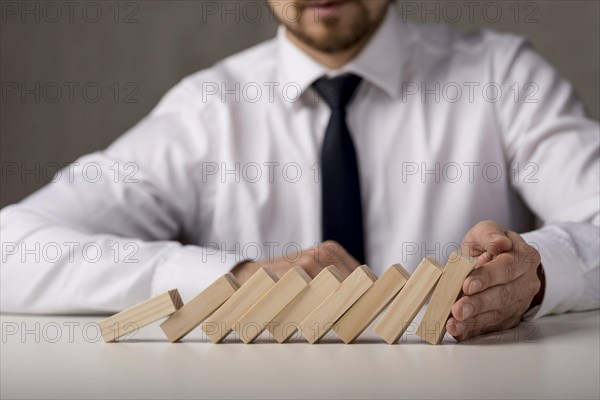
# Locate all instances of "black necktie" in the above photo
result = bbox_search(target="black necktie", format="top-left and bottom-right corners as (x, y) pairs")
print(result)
(312, 74), (365, 264)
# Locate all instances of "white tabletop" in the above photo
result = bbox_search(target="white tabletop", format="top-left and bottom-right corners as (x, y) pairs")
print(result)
(1, 310), (599, 399)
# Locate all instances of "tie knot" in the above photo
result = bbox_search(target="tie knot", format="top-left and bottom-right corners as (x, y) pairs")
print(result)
(312, 73), (363, 111)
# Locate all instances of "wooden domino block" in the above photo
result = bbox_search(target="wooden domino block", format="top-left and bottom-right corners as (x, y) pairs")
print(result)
(416, 252), (477, 345)
(99, 289), (183, 342)
(374, 257), (444, 344)
(268, 266), (344, 343)
(234, 266), (311, 343)
(299, 265), (377, 344)
(200, 268), (277, 343)
(334, 263), (411, 344)
(160, 274), (240, 342)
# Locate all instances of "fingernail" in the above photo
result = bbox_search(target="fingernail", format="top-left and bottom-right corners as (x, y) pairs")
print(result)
(462, 303), (474, 319)
(446, 320), (456, 333)
(454, 321), (465, 333)
(469, 280), (482, 294)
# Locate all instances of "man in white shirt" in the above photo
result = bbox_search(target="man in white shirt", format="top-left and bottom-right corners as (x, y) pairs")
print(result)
(1, 0), (598, 341)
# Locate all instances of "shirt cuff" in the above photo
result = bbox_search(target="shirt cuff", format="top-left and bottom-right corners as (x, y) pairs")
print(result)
(151, 244), (242, 302)
(521, 227), (585, 320)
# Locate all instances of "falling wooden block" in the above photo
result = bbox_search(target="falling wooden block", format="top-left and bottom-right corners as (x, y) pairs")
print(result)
(234, 266), (311, 343)
(416, 252), (477, 345)
(99, 290), (183, 342)
(334, 263), (411, 344)
(299, 265), (377, 344)
(268, 266), (344, 343)
(160, 274), (240, 342)
(374, 257), (444, 344)
(200, 268), (277, 343)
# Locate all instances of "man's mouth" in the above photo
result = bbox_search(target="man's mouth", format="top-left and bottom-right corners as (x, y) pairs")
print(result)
(306, 0), (347, 15)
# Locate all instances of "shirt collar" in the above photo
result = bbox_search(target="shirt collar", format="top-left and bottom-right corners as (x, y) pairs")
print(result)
(276, 4), (408, 107)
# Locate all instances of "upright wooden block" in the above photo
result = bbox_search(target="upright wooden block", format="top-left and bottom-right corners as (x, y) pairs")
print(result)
(268, 266), (344, 343)
(374, 257), (444, 344)
(99, 290), (183, 342)
(234, 267), (311, 343)
(160, 274), (240, 342)
(299, 265), (377, 344)
(334, 263), (411, 344)
(416, 252), (477, 345)
(201, 268), (277, 343)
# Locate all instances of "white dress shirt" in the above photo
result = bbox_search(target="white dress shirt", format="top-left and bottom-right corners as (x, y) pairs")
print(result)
(1, 5), (598, 317)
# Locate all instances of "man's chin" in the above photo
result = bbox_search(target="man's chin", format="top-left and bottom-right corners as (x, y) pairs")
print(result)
(295, 29), (360, 53)
(291, 7), (370, 53)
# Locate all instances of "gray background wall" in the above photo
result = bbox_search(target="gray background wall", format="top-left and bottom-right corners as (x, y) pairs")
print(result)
(1, 0), (599, 207)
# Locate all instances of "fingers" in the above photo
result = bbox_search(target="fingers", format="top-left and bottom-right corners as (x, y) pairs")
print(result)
(240, 241), (362, 282)
(461, 220), (513, 261)
(315, 240), (359, 276)
(447, 300), (528, 340)
(452, 275), (534, 321)
(231, 261), (260, 284)
(506, 231), (542, 270)
(295, 259), (326, 278)
(463, 232), (540, 295)
(448, 229), (543, 342)
(462, 252), (520, 295)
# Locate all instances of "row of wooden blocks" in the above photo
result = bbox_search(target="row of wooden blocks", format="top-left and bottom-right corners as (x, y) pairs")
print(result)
(99, 251), (477, 344)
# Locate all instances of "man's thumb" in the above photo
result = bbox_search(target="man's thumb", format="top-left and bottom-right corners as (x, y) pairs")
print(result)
(461, 220), (513, 258)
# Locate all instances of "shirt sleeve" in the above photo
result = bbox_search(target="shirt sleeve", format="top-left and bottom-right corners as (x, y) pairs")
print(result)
(495, 35), (600, 318)
(522, 224), (600, 318)
(0, 79), (240, 314)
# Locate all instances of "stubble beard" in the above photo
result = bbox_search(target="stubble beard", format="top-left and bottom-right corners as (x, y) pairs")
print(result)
(278, 2), (378, 54)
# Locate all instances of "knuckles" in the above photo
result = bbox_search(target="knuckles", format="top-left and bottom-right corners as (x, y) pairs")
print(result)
(469, 295), (486, 316)
(474, 219), (503, 232)
(499, 284), (515, 307)
(470, 269), (491, 291)
(531, 275), (542, 294)
(321, 239), (336, 247)
(318, 240), (343, 263)
(524, 244), (542, 269)
(514, 240), (541, 270)
(464, 220), (506, 243)
(493, 306), (513, 323)
(299, 240), (345, 270)
(496, 252), (517, 282)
